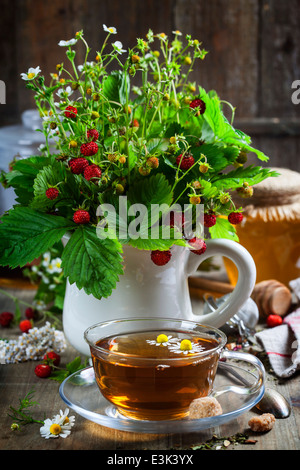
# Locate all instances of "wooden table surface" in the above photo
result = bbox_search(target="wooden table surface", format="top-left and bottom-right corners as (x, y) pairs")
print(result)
(1, 286), (300, 452)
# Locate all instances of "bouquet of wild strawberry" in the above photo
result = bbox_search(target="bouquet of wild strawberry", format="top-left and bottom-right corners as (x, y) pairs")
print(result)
(0, 26), (277, 300)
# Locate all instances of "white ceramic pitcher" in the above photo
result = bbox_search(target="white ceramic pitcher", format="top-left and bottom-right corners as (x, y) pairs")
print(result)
(62, 238), (256, 355)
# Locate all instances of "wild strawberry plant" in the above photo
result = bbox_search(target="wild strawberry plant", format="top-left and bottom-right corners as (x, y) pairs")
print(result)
(0, 27), (277, 299)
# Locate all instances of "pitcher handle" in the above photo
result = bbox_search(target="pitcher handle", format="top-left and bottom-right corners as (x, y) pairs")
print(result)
(185, 238), (256, 328)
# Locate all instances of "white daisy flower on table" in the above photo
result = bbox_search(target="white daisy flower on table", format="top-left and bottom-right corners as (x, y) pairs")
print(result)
(53, 408), (76, 428)
(103, 24), (117, 34)
(112, 41), (126, 55)
(58, 38), (77, 47)
(20, 66), (41, 81)
(40, 416), (72, 439)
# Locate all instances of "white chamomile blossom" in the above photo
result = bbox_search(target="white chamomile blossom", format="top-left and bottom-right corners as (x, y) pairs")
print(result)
(168, 339), (205, 355)
(56, 86), (73, 99)
(103, 24), (117, 34)
(40, 416), (72, 439)
(58, 38), (78, 47)
(146, 334), (178, 347)
(20, 66), (41, 81)
(53, 408), (76, 428)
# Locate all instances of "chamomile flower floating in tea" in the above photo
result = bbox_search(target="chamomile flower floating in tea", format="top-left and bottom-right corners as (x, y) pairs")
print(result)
(168, 338), (205, 355)
(146, 334), (177, 347)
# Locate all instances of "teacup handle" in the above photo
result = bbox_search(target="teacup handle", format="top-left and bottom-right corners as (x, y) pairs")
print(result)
(185, 238), (256, 328)
(213, 349), (265, 397)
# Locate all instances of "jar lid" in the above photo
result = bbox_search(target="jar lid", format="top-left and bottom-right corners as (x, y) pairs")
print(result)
(234, 168), (300, 222)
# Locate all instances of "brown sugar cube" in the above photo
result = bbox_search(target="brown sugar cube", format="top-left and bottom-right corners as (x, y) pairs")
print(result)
(188, 397), (223, 419)
(248, 413), (276, 432)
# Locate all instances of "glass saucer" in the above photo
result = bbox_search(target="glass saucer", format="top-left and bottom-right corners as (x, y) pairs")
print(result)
(59, 363), (264, 434)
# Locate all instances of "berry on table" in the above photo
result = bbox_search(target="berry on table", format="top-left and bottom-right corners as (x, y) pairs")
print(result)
(266, 314), (283, 328)
(25, 307), (36, 320)
(45, 187), (59, 200)
(64, 105), (77, 119)
(80, 142), (99, 157)
(73, 209), (90, 224)
(34, 364), (52, 378)
(68, 157), (89, 175)
(176, 153), (195, 170)
(19, 320), (32, 333)
(150, 250), (172, 266)
(228, 212), (244, 225)
(43, 351), (61, 367)
(0, 312), (14, 327)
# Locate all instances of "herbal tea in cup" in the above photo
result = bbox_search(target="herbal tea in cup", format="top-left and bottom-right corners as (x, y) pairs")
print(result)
(84, 318), (227, 421)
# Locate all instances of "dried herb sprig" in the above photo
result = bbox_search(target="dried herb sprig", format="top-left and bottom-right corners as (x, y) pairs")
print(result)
(190, 433), (256, 450)
(8, 389), (44, 428)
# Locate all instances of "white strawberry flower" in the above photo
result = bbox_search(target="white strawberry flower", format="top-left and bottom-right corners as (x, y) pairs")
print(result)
(58, 38), (77, 47)
(20, 66), (41, 81)
(56, 86), (73, 99)
(112, 41), (126, 55)
(103, 24), (117, 34)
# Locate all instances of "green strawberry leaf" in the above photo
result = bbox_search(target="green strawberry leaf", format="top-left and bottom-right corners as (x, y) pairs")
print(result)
(61, 225), (124, 299)
(212, 166), (279, 190)
(0, 207), (76, 268)
(209, 217), (239, 241)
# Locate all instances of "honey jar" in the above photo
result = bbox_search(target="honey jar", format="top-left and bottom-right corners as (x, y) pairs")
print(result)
(224, 168), (300, 287)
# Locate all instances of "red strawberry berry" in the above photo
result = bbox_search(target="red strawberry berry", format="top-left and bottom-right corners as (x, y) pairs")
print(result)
(68, 157), (89, 174)
(176, 153), (195, 170)
(168, 211), (185, 229)
(73, 209), (90, 224)
(83, 164), (102, 182)
(204, 213), (217, 228)
(34, 364), (52, 378)
(45, 187), (59, 200)
(43, 351), (61, 367)
(228, 212), (244, 225)
(151, 250), (172, 266)
(0, 312), (14, 327)
(189, 98), (206, 114)
(25, 307), (35, 320)
(87, 129), (99, 142)
(64, 105), (77, 119)
(19, 319), (32, 333)
(188, 237), (207, 255)
(80, 142), (99, 157)
(266, 314), (283, 328)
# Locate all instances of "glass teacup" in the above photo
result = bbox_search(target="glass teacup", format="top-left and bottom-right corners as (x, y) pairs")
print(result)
(84, 318), (265, 421)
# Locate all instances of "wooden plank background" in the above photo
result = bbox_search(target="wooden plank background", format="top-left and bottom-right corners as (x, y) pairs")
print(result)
(0, 0), (299, 170)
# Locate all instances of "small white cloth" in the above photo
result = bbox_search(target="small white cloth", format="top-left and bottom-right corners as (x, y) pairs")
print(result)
(256, 308), (300, 378)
